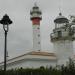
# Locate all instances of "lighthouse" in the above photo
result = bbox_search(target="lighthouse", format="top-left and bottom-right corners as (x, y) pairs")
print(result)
(30, 3), (42, 51)
(50, 13), (75, 65)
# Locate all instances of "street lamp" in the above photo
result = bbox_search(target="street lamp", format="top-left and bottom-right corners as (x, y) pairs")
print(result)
(0, 14), (12, 71)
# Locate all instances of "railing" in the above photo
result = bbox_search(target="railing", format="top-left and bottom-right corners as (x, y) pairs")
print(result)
(50, 32), (75, 41)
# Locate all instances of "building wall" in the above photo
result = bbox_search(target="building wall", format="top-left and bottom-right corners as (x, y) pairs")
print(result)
(6, 59), (56, 69)
(33, 25), (41, 51)
(0, 55), (57, 69)
(53, 40), (73, 65)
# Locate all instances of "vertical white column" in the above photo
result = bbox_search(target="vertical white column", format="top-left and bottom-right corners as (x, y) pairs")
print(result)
(33, 25), (41, 51)
(54, 40), (73, 65)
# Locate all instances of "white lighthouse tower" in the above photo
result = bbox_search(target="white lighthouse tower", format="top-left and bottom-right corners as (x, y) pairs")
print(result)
(30, 3), (42, 51)
(50, 13), (75, 65)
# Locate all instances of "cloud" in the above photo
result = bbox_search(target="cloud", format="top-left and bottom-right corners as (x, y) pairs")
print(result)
(0, 0), (75, 62)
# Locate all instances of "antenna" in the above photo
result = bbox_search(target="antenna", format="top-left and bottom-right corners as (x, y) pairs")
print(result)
(34, 2), (37, 7)
(58, 0), (62, 13)
(59, 6), (61, 13)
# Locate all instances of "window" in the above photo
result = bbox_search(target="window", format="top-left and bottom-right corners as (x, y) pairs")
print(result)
(58, 31), (62, 37)
(38, 34), (40, 37)
(37, 27), (40, 29)
(38, 42), (40, 44)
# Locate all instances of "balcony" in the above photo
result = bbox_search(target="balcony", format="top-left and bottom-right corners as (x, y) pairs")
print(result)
(50, 32), (75, 42)
(30, 15), (42, 20)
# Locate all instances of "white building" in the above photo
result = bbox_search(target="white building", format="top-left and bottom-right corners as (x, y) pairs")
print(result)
(50, 13), (75, 65)
(0, 51), (57, 69)
(0, 4), (75, 70)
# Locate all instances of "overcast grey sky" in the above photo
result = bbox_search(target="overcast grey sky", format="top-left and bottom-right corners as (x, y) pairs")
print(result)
(0, 0), (75, 62)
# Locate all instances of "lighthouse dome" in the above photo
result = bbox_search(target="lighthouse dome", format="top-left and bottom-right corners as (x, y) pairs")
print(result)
(54, 13), (69, 24)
